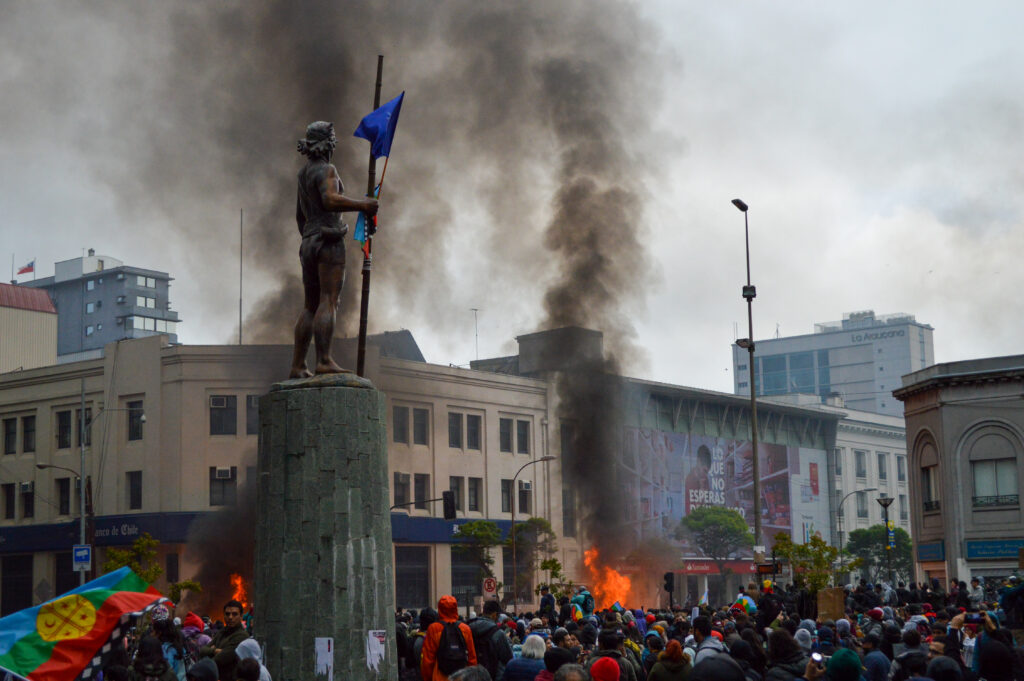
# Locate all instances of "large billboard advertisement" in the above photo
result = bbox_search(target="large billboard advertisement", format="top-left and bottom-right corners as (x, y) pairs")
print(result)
(620, 428), (830, 559)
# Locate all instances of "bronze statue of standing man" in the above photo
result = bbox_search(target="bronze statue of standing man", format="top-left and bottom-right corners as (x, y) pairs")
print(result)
(290, 121), (378, 378)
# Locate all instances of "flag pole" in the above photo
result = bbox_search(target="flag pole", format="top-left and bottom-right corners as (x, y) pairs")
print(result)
(356, 55), (384, 377)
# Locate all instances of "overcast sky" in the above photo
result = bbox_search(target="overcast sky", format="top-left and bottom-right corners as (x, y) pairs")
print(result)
(2, 1), (1022, 394)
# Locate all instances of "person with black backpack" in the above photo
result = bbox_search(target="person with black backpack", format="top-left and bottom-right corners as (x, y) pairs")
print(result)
(421, 595), (478, 681)
(468, 600), (513, 681)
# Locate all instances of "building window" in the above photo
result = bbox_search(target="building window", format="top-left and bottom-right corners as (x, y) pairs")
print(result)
(467, 477), (482, 512)
(449, 476), (463, 512)
(2, 419), (15, 455)
(412, 408), (429, 445)
(86, 302), (95, 314)
(87, 280), (95, 291)
(737, 363), (747, 371)
(85, 325), (94, 336)
(501, 479), (513, 513)
(877, 452), (888, 481)
(127, 401), (144, 441)
(448, 413), (463, 449)
(209, 395), (237, 435)
(921, 466), (940, 511)
(414, 474), (429, 510)
(499, 418), (513, 453)
(466, 415), (481, 450)
(516, 420), (530, 454)
(22, 486), (33, 519)
(22, 415), (35, 453)
(393, 473), (410, 507)
(2, 484), (14, 519)
(166, 553), (179, 584)
(738, 382), (748, 388)
(518, 482), (532, 514)
(854, 450), (867, 478)
(136, 296), (156, 308)
(56, 410), (72, 449)
(834, 448), (843, 476)
(57, 478), (71, 515)
(76, 408), (92, 447)
(246, 395), (259, 435)
(392, 406), (409, 444)
(209, 467), (237, 506)
(126, 471), (142, 510)
(972, 459), (1019, 507)
(562, 486), (577, 537)
(136, 275), (156, 288)
(897, 455), (906, 482)
(899, 494), (908, 520)
(856, 491), (868, 518)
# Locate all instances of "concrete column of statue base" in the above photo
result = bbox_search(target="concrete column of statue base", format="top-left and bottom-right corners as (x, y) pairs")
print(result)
(255, 375), (397, 681)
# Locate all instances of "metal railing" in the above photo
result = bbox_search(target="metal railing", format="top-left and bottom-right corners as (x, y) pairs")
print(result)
(972, 495), (1019, 508)
(923, 500), (941, 512)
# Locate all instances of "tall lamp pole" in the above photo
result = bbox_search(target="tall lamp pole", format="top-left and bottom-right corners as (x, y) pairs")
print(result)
(732, 198), (762, 555)
(836, 487), (876, 582)
(877, 496), (895, 585)
(511, 455), (555, 613)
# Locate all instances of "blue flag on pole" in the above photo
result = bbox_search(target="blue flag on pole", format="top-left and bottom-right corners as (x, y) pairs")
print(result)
(353, 92), (404, 159)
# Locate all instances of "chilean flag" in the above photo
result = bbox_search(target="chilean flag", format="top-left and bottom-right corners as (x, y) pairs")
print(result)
(16, 260), (34, 275)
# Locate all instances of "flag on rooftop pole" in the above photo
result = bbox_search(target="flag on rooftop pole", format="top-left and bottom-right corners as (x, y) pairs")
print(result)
(0, 567), (166, 681)
(16, 260), (34, 276)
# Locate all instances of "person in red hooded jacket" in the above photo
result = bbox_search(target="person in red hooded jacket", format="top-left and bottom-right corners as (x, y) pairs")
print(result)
(421, 595), (478, 681)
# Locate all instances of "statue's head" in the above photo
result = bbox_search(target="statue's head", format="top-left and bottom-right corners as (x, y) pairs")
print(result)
(297, 121), (337, 159)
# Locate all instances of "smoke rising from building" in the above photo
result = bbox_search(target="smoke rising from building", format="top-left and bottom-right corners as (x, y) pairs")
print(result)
(2, 0), (664, 578)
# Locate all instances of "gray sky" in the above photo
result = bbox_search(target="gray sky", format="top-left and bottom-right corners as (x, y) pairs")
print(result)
(2, 1), (1022, 394)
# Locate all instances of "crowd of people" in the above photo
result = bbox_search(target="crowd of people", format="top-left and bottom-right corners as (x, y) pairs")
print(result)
(395, 576), (1024, 681)
(98, 598), (268, 681)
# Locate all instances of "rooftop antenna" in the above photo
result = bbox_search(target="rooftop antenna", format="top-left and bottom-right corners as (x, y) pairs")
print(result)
(470, 308), (479, 361)
(775, 323), (780, 338)
(239, 208), (243, 345)
(733, 321), (739, 340)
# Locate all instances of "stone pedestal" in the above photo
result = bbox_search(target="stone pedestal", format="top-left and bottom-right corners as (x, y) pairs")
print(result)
(255, 376), (397, 681)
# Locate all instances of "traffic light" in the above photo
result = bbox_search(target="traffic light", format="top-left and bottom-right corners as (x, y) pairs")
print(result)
(442, 490), (456, 520)
(663, 571), (675, 594)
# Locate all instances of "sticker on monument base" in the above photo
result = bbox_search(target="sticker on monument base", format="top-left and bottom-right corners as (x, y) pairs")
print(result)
(315, 637), (333, 681)
(366, 630), (387, 672)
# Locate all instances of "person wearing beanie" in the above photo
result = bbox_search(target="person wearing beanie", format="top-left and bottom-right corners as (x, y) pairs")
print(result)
(590, 656), (621, 681)
(823, 648), (862, 681)
(185, 658), (218, 681)
(536, 647), (576, 681)
(793, 629), (813, 655)
(691, 654), (746, 681)
(861, 609), (884, 639)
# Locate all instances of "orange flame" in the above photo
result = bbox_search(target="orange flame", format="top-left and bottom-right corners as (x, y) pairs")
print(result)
(230, 573), (249, 610)
(584, 547), (633, 609)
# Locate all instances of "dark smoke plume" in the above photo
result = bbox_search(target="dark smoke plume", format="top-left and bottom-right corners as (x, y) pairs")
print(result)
(2, 0), (664, 580)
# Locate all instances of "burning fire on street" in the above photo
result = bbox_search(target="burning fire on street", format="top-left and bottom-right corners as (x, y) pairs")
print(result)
(583, 547), (635, 609)
(230, 573), (249, 610)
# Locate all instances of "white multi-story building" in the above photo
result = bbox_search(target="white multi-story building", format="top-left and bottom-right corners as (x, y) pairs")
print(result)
(733, 310), (934, 417)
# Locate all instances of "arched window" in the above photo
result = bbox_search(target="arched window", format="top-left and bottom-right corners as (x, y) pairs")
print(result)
(967, 431), (1020, 508)
(919, 441), (940, 512)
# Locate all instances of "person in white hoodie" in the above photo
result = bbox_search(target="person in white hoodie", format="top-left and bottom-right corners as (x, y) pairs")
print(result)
(235, 638), (272, 681)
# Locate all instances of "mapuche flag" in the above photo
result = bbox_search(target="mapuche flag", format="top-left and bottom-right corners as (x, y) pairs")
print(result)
(0, 567), (166, 681)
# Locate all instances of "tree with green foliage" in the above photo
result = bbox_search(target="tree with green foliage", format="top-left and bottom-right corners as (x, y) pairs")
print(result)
(103, 532), (203, 604)
(103, 532), (163, 584)
(846, 524), (913, 584)
(773, 532), (861, 595)
(453, 520), (502, 580)
(677, 506), (753, 595)
(538, 558), (575, 600)
(509, 517), (557, 601)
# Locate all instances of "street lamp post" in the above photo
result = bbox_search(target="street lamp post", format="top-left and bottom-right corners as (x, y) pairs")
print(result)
(37, 402), (145, 584)
(511, 455), (555, 613)
(836, 487), (876, 583)
(877, 496), (895, 585)
(732, 198), (762, 555)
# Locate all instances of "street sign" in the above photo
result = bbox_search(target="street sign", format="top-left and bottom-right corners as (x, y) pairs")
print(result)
(482, 577), (497, 596)
(73, 544), (91, 572)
